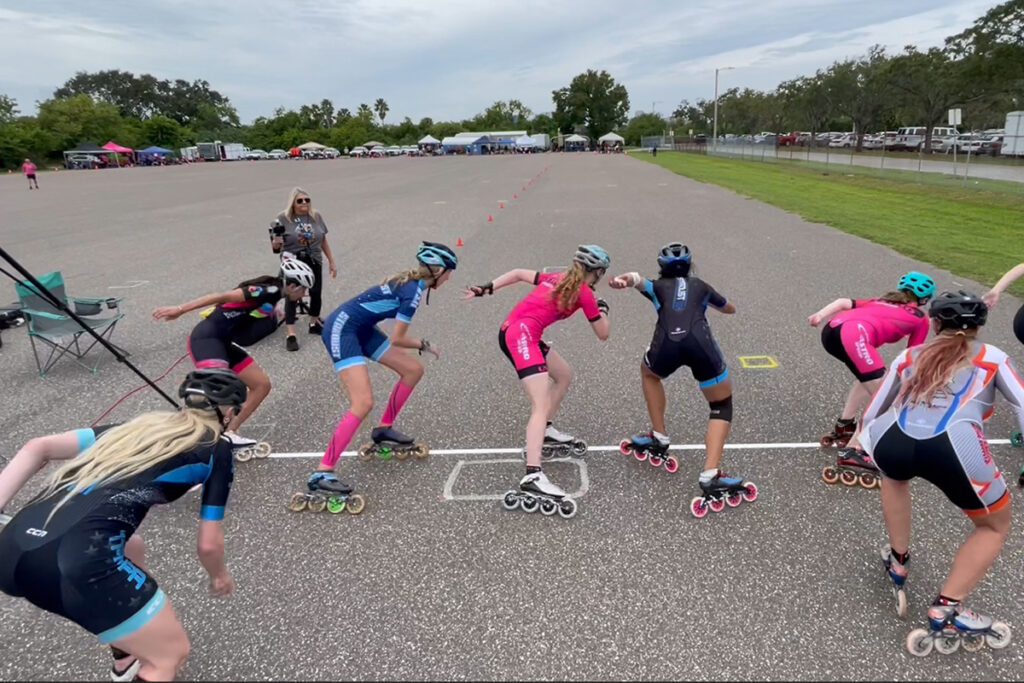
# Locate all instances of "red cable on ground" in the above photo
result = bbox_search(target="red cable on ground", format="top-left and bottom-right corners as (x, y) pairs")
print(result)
(91, 353), (190, 426)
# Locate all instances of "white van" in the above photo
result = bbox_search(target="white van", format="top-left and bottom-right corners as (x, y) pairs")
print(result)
(889, 126), (959, 151)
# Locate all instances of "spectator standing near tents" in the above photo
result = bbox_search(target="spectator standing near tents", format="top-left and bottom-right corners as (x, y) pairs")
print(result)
(21, 159), (38, 190)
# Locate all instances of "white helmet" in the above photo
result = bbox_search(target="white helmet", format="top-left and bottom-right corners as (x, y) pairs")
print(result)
(280, 258), (315, 289)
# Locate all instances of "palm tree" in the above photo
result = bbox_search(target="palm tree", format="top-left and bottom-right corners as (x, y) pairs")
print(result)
(357, 103), (373, 122)
(374, 98), (389, 125)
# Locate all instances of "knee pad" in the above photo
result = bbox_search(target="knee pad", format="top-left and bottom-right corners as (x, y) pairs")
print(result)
(709, 396), (733, 422)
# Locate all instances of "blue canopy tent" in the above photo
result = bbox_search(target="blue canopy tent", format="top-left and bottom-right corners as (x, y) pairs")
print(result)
(137, 145), (174, 165)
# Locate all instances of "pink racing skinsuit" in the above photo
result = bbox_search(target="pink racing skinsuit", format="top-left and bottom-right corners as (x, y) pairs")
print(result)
(499, 272), (602, 379)
(823, 298), (929, 381)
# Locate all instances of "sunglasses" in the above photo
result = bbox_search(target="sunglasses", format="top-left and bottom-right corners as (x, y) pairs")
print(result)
(295, 197), (311, 204)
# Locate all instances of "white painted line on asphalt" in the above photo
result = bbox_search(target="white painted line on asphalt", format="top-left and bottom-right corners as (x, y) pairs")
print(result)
(108, 280), (150, 289)
(266, 439), (1013, 459)
(442, 457), (589, 501)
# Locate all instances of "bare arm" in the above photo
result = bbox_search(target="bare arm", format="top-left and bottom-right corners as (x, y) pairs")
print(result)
(591, 315), (610, 341)
(0, 432), (82, 511)
(321, 235), (337, 278)
(984, 263), (1024, 308)
(808, 298), (853, 327)
(714, 301), (737, 314)
(197, 520), (233, 596)
(153, 289), (245, 321)
(462, 268), (538, 299)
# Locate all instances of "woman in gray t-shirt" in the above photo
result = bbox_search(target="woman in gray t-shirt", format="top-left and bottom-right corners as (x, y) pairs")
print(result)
(270, 187), (338, 350)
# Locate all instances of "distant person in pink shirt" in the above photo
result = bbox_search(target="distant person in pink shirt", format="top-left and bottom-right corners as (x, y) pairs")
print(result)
(21, 158), (38, 190)
(463, 245), (611, 518)
(809, 271), (935, 476)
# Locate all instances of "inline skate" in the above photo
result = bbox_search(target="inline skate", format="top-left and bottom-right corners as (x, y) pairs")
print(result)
(1011, 430), (1022, 448)
(357, 426), (428, 461)
(618, 431), (678, 472)
(819, 417), (857, 448)
(822, 447), (879, 488)
(288, 472), (366, 514)
(690, 471), (757, 518)
(226, 430), (272, 462)
(906, 604), (1011, 656)
(502, 470), (577, 519)
(880, 544), (908, 618)
(541, 425), (588, 459)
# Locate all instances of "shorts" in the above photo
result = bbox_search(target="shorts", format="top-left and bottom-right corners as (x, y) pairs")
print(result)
(499, 322), (550, 379)
(323, 311), (390, 371)
(821, 322), (884, 382)
(188, 332), (253, 374)
(0, 527), (165, 643)
(26, 174), (36, 180)
(870, 422), (1009, 516)
(643, 328), (728, 387)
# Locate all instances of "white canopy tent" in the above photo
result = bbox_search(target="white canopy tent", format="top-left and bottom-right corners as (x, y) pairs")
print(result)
(418, 134), (440, 145)
(515, 135), (536, 147)
(598, 132), (625, 144)
(565, 134), (588, 143)
(298, 141), (327, 150)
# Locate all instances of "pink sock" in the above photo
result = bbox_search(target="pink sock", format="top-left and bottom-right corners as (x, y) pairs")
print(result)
(320, 412), (362, 469)
(380, 381), (415, 426)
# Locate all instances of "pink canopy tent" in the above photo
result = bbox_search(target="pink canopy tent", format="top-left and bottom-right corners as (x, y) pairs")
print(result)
(101, 141), (134, 166)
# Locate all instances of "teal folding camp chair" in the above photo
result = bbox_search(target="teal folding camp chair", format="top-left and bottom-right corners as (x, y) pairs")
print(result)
(14, 271), (127, 376)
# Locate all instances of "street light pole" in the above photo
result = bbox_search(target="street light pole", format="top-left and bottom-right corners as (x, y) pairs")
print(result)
(712, 66), (734, 151)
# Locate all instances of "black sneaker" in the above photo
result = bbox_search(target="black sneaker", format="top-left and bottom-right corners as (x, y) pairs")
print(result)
(309, 320), (323, 334)
(286, 335), (299, 352)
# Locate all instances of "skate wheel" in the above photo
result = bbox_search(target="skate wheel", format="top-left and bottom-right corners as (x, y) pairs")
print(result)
(618, 439), (633, 456)
(571, 440), (587, 456)
(307, 498), (327, 513)
(962, 634), (985, 652)
(634, 449), (648, 462)
(859, 472), (878, 489)
(741, 483), (758, 503)
(894, 588), (907, 619)
(326, 497), (346, 514)
(413, 443), (429, 459)
(986, 622), (1012, 649)
(520, 495), (539, 513)
(819, 435), (834, 448)
(708, 498), (726, 513)
(649, 455), (663, 468)
(345, 494), (366, 515)
(1011, 431), (1023, 447)
(690, 497), (709, 519)
(502, 491), (520, 511)
(664, 456), (679, 474)
(394, 447), (410, 461)
(234, 448), (254, 463)
(287, 493), (308, 512)
(821, 466), (840, 485)
(839, 470), (858, 486)
(557, 498), (577, 519)
(1019, 471), (1024, 488)
(725, 492), (742, 507)
(357, 444), (375, 462)
(539, 499), (558, 516)
(934, 633), (960, 654)
(906, 629), (933, 657)
(254, 442), (272, 458)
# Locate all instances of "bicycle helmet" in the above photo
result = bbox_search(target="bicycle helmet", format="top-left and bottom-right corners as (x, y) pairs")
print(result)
(929, 290), (988, 330)
(416, 241), (458, 271)
(280, 258), (315, 289)
(657, 242), (691, 276)
(573, 244), (610, 271)
(178, 369), (248, 411)
(897, 271), (935, 300)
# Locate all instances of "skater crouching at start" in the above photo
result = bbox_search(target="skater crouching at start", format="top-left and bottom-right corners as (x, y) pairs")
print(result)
(858, 291), (1024, 654)
(464, 245), (611, 518)
(153, 258), (315, 459)
(808, 271), (934, 484)
(610, 243), (756, 518)
(294, 242), (456, 510)
(0, 369), (245, 682)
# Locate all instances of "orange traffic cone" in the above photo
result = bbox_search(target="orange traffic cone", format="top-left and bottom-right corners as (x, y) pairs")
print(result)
(499, 202), (504, 209)
(513, 193), (517, 199)
(487, 214), (493, 222)
(456, 237), (464, 247)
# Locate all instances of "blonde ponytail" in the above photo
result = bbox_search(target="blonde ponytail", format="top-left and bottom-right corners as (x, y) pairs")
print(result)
(551, 262), (587, 312)
(899, 330), (977, 406)
(382, 264), (434, 288)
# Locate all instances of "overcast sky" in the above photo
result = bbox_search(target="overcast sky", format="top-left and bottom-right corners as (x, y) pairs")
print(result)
(0, 0), (996, 123)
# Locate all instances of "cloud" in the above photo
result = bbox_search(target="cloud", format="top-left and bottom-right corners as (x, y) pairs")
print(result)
(0, 0), (997, 121)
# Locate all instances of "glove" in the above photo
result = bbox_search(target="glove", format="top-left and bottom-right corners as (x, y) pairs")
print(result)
(470, 282), (494, 297)
(597, 298), (609, 316)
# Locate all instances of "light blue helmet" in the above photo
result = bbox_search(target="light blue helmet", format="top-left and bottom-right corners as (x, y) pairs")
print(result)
(574, 244), (610, 270)
(897, 271), (935, 300)
(416, 241), (457, 271)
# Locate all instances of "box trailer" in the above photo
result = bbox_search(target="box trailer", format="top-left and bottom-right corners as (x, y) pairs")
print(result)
(1002, 112), (1024, 157)
(531, 133), (551, 150)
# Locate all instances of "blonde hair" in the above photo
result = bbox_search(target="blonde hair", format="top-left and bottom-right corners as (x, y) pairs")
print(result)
(382, 264), (435, 288)
(880, 290), (919, 305)
(899, 329), (978, 406)
(38, 409), (222, 527)
(551, 262), (587, 312)
(284, 186), (318, 222)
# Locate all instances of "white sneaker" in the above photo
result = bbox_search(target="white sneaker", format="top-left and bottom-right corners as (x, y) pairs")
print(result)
(544, 425), (573, 443)
(519, 471), (567, 497)
(110, 658), (140, 682)
(225, 430), (257, 448)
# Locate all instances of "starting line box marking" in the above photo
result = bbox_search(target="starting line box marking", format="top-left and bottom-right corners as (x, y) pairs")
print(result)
(738, 355), (778, 369)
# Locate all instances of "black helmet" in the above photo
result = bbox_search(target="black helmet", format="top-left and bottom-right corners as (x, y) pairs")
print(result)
(178, 369), (247, 411)
(657, 242), (692, 277)
(929, 290), (988, 330)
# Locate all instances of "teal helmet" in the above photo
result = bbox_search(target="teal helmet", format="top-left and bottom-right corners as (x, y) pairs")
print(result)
(574, 244), (610, 270)
(416, 241), (457, 271)
(897, 271), (935, 300)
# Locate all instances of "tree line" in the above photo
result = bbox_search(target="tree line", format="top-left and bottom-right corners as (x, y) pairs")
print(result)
(0, 1), (1019, 168)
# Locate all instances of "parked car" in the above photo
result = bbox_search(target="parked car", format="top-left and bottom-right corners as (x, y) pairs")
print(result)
(244, 149), (269, 160)
(828, 133), (857, 149)
(385, 145), (403, 157)
(753, 132), (776, 144)
(65, 153), (105, 169)
(349, 146), (368, 158)
(777, 131), (799, 146)
(692, 133), (708, 144)
(862, 134), (884, 150)
(368, 147), (386, 158)
(890, 126), (959, 151)
(323, 147), (341, 159)
(268, 149), (288, 159)
(982, 135), (1003, 156)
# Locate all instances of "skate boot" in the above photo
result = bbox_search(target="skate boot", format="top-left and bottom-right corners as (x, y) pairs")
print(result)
(880, 544), (908, 618)
(822, 447), (879, 488)
(906, 603), (1012, 656)
(502, 470), (577, 519)
(690, 470), (758, 518)
(618, 431), (677, 472)
(541, 424), (588, 458)
(288, 471), (366, 515)
(1012, 430), (1023, 448)
(820, 417), (857, 448)
(357, 426), (428, 461)
(225, 430), (272, 462)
